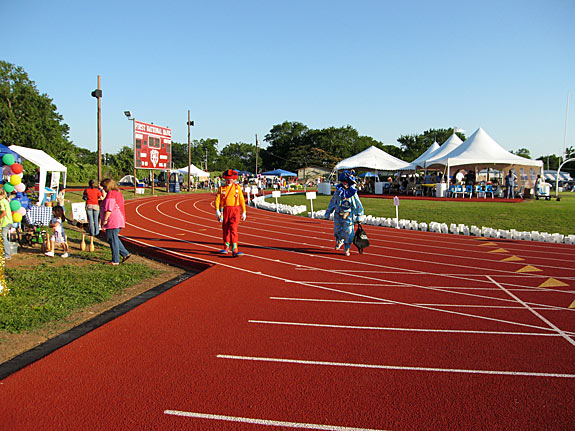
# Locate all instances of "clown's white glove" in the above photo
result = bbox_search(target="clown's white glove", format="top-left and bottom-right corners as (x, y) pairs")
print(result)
(216, 210), (222, 222)
(241, 212), (247, 221)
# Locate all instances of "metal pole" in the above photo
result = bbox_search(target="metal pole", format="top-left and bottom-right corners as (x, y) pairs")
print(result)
(562, 91), (570, 163)
(132, 118), (136, 195)
(97, 75), (102, 185)
(188, 110), (191, 192)
(255, 134), (259, 175)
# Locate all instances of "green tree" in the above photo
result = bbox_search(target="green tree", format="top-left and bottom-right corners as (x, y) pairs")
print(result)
(107, 146), (133, 176)
(219, 142), (257, 172)
(171, 141), (189, 169)
(0, 60), (72, 158)
(190, 138), (219, 172)
(510, 148), (531, 158)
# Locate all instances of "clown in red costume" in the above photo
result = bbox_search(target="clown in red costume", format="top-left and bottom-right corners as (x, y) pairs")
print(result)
(214, 169), (247, 256)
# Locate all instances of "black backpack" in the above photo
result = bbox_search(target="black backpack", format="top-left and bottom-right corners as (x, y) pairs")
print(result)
(353, 223), (370, 254)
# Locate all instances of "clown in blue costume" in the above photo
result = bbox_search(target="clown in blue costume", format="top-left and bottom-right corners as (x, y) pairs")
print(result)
(324, 171), (364, 256)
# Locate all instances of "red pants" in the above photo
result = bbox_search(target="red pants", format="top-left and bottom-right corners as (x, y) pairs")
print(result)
(222, 206), (241, 245)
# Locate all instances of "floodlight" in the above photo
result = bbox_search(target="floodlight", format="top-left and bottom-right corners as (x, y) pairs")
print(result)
(124, 111), (132, 118)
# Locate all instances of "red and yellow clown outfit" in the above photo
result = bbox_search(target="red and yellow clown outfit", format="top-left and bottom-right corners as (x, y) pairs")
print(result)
(214, 169), (247, 257)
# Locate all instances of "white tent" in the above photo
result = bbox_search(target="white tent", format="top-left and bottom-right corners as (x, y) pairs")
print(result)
(427, 128), (543, 187)
(334, 146), (410, 171)
(9, 145), (67, 204)
(423, 134), (464, 169)
(175, 163), (209, 177)
(399, 141), (441, 171)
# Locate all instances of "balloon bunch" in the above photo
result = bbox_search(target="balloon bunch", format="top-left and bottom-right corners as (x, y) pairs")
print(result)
(2, 154), (27, 223)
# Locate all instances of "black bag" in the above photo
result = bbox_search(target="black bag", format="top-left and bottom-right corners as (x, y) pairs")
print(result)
(353, 223), (370, 254)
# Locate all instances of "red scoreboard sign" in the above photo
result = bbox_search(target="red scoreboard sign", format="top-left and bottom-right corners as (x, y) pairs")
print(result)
(133, 120), (172, 170)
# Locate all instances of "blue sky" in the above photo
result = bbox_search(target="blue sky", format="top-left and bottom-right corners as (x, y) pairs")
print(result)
(2, 0), (574, 160)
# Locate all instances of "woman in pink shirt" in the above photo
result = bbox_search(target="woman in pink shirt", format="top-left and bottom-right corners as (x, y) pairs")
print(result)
(100, 178), (131, 265)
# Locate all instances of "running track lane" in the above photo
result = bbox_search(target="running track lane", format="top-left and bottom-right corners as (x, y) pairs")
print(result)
(1, 193), (574, 430)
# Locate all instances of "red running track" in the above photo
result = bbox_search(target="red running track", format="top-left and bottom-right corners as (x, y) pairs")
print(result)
(2, 193), (574, 430)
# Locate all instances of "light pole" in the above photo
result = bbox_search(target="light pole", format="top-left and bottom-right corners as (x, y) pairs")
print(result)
(91, 76), (102, 184)
(124, 111), (137, 195)
(187, 111), (194, 192)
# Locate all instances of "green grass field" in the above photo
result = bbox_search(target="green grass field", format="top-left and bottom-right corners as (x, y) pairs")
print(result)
(274, 192), (575, 236)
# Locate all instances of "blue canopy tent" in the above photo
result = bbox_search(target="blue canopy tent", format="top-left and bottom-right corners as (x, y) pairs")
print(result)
(261, 169), (297, 177)
(236, 170), (254, 177)
(0, 143), (22, 164)
(358, 172), (379, 179)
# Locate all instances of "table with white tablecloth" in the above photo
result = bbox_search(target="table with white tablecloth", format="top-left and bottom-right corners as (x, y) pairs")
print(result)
(24, 206), (53, 226)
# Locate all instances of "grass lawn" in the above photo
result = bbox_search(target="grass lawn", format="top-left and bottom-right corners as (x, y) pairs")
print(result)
(274, 192), (575, 236)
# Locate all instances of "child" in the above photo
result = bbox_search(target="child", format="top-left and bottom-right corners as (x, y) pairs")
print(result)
(214, 169), (247, 257)
(44, 205), (69, 258)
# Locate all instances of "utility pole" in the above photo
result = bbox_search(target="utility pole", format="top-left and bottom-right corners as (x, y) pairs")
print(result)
(255, 134), (259, 175)
(91, 76), (103, 184)
(563, 91), (570, 163)
(187, 111), (194, 192)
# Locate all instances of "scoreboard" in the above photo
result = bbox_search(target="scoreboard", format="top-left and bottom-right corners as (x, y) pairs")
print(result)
(133, 120), (172, 170)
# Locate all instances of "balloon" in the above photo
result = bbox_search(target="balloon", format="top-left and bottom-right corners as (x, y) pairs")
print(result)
(2, 165), (12, 176)
(10, 163), (23, 174)
(14, 183), (26, 193)
(12, 212), (22, 223)
(9, 175), (21, 186)
(2, 154), (15, 166)
(3, 183), (14, 193)
(17, 207), (26, 216)
(9, 200), (21, 212)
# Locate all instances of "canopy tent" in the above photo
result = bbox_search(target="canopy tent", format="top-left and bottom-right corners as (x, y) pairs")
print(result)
(358, 172), (379, 179)
(423, 134), (464, 169)
(175, 163), (209, 177)
(9, 145), (67, 204)
(118, 175), (145, 186)
(334, 146), (409, 171)
(544, 170), (572, 182)
(0, 143), (22, 164)
(399, 141), (441, 171)
(426, 128), (543, 187)
(261, 169), (298, 177)
(236, 170), (254, 177)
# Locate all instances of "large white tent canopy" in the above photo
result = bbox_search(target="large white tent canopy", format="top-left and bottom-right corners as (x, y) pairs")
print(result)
(423, 134), (464, 169)
(334, 146), (410, 171)
(175, 163), (209, 177)
(426, 128), (543, 186)
(399, 141), (440, 171)
(9, 145), (67, 203)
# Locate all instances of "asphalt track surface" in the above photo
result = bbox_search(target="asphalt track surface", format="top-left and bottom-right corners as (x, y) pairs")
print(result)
(1, 193), (574, 430)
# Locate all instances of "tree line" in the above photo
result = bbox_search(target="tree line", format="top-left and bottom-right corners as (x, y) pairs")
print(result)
(1, 60), (572, 184)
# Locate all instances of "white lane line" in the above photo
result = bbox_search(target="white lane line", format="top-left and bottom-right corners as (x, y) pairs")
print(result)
(217, 354), (575, 378)
(178, 198), (575, 284)
(146, 197), (570, 302)
(164, 410), (389, 430)
(128, 199), (569, 328)
(269, 297), (570, 311)
(249, 320), (570, 336)
(123, 219), (565, 334)
(487, 275), (575, 347)
(130, 203), (565, 312)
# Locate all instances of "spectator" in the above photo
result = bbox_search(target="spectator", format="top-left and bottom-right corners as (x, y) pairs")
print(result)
(44, 205), (69, 258)
(83, 179), (104, 237)
(505, 170), (517, 199)
(100, 178), (131, 265)
(0, 188), (14, 261)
